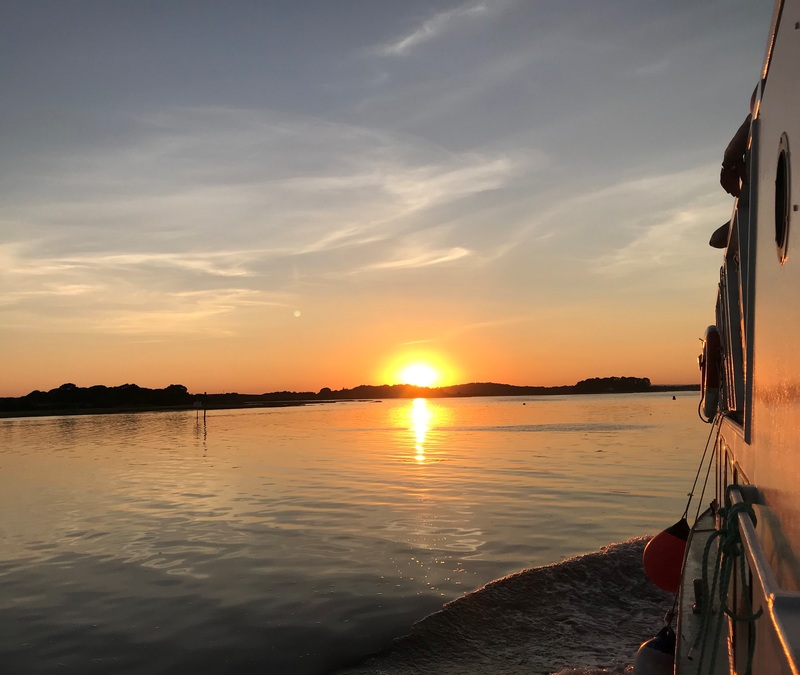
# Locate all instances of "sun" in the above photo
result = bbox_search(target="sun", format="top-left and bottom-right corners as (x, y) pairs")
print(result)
(380, 351), (458, 388)
(400, 363), (439, 387)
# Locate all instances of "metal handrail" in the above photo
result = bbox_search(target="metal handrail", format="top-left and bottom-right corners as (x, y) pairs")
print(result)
(729, 486), (800, 674)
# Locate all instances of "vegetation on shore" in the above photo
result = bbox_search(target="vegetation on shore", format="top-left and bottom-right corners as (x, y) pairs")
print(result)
(0, 377), (697, 416)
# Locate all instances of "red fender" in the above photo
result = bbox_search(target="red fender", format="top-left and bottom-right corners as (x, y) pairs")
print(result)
(643, 518), (690, 592)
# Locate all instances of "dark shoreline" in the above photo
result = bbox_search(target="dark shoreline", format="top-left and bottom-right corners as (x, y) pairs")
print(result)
(0, 399), (337, 419)
(0, 387), (698, 420)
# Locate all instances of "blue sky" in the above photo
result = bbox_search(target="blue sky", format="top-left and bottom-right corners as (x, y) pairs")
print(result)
(0, 1), (772, 395)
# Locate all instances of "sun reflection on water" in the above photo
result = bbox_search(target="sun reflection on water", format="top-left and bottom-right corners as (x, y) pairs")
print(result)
(411, 398), (431, 463)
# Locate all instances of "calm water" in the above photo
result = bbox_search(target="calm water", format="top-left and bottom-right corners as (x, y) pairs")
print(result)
(0, 393), (706, 674)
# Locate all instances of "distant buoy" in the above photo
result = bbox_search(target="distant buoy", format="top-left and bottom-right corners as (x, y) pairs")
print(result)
(633, 625), (675, 674)
(642, 518), (690, 592)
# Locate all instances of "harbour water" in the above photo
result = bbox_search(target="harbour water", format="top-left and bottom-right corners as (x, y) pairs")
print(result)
(0, 392), (706, 674)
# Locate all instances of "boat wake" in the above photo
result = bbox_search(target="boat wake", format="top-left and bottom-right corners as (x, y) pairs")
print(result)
(338, 537), (670, 675)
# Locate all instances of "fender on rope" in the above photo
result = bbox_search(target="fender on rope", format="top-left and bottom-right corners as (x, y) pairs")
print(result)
(699, 325), (721, 422)
(633, 622), (675, 675)
(643, 418), (722, 593)
(642, 518), (690, 593)
(643, 417), (722, 587)
(637, 409), (724, 672)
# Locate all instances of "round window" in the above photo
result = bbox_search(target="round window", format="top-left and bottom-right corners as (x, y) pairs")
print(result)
(775, 133), (791, 264)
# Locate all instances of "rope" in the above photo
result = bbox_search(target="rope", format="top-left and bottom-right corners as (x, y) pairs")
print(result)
(683, 415), (722, 522)
(660, 416), (723, 628)
(695, 487), (763, 675)
(697, 396), (713, 423)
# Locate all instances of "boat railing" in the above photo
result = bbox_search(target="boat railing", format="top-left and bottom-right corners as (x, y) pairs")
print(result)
(729, 486), (800, 674)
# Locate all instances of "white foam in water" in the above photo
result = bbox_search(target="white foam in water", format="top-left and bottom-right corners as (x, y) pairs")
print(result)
(339, 537), (670, 675)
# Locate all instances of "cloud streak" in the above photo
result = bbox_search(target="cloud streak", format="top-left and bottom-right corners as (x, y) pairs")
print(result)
(8, 249), (258, 278)
(359, 246), (471, 272)
(0, 107), (538, 340)
(98, 288), (278, 337)
(3, 107), (531, 270)
(377, 2), (493, 57)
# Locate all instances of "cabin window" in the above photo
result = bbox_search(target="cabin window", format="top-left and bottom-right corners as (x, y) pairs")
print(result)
(775, 133), (791, 264)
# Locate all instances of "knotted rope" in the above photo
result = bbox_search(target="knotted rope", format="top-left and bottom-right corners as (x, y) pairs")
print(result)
(695, 486), (763, 675)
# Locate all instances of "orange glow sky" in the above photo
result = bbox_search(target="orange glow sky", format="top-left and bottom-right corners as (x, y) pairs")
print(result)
(0, 2), (771, 396)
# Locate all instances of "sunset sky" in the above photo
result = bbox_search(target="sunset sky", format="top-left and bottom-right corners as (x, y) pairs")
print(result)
(1, 1), (771, 396)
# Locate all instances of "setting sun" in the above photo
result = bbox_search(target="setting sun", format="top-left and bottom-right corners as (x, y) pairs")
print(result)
(400, 363), (438, 387)
(379, 351), (460, 389)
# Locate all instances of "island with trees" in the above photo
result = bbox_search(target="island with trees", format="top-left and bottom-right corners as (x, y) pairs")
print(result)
(0, 377), (698, 417)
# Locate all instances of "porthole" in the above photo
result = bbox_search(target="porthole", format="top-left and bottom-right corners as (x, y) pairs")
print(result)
(775, 133), (791, 264)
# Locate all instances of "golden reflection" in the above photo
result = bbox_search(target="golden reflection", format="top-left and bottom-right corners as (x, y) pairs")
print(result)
(411, 398), (431, 463)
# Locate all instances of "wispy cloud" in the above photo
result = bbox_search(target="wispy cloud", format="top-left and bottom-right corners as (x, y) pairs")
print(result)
(3, 107), (530, 279)
(2, 281), (286, 337)
(98, 288), (279, 336)
(360, 247), (471, 272)
(491, 163), (727, 252)
(8, 249), (258, 278)
(593, 201), (725, 277)
(377, 2), (494, 57)
(0, 283), (100, 308)
(634, 58), (672, 76)
(523, 164), (730, 281)
(1, 107), (537, 340)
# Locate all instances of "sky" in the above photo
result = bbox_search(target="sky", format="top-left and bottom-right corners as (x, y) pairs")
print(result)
(0, 1), (773, 396)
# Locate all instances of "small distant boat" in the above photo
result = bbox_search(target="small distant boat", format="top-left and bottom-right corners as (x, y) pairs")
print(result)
(637, 2), (800, 673)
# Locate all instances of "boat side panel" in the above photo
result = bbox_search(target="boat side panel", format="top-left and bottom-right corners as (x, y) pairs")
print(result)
(745, 0), (800, 555)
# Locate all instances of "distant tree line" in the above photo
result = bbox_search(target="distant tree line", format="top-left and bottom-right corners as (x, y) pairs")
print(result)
(572, 376), (651, 394)
(315, 377), (670, 399)
(0, 382), (195, 414)
(0, 376), (697, 416)
(316, 382), (568, 399)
